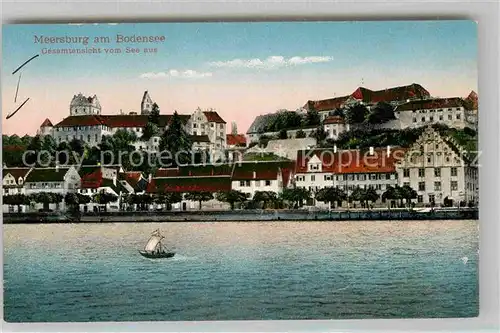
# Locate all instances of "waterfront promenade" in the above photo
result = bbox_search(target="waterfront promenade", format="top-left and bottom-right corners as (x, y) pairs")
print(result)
(3, 207), (479, 224)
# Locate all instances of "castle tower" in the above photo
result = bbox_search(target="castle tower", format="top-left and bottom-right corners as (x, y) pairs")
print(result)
(70, 93), (101, 116)
(141, 91), (154, 115)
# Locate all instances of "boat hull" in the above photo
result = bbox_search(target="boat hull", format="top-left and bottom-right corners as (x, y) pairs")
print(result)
(139, 250), (175, 259)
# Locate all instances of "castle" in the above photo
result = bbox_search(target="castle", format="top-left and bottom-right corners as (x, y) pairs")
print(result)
(38, 91), (227, 156)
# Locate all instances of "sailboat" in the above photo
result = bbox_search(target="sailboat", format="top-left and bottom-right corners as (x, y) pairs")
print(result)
(139, 229), (175, 259)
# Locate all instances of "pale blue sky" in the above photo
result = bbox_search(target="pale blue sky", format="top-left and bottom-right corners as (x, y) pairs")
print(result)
(2, 20), (478, 135)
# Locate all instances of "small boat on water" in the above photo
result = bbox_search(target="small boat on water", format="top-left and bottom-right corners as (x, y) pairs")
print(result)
(139, 229), (175, 259)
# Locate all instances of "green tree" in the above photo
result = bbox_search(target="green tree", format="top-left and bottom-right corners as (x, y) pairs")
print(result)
(92, 190), (118, 212)
(295, 129), (307, 139)
(400, 185), (417, 207)
(159, 111), (192, 167)
(142, 122), (159, 141)
(184, 192), (214, 210)
(311, 126), (328, 143)
(3, 194), (29, 212)
(69, 138), (86, 157)
(366, 102), (396, 124)
(382, 185), (401, 208)
(315, 187), (347, 208)
(303, 109), (321, 127)
(281, 187), (311, 208)
(149, 102), (160, 125)
(216, 190), (247, 210)
(252, 191), (277, 209)
(278, 129), (288, 140)
(345, 103), (369, 124)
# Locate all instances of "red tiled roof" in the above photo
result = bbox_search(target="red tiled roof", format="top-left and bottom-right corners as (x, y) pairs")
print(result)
(2, 167), (32, 181)
(226, 134), (247, 146)
(54, 114), (190, 128)
(203, 111), (226, 124)
(395, 97), (466, 112)
(119, 171), (143, 187)
(323, 115), (345, 124)
(55, 115), (105, 127)
(81, 169), (104, 189)
(296, 148), (407, 174)
(147, 176), (231, 193)
(155, 168), (180, 178)
(232, 161), (295, 181)
(41, 118), (53, 127)
(351, 84), (430, 104)
(306, 83), (431, 111)
(3, 145), (25, 152)
(305, 96), (350, 112)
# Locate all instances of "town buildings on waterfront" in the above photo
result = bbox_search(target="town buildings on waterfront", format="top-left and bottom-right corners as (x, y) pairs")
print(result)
(3, 83), (479, 213)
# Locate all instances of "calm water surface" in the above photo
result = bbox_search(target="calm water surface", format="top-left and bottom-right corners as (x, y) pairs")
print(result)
(3, 220), (478, 322)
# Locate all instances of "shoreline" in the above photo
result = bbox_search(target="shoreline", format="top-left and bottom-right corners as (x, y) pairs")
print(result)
(3, 208), (479, 224)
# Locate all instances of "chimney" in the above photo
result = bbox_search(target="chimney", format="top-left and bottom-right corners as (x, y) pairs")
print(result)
(369, 147), (374, 155)
(253, 171), (256, 179)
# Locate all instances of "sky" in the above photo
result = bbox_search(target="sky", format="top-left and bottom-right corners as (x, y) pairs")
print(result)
(2, 20), (478, 136)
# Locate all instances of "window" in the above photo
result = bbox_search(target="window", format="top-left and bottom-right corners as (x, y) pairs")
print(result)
(429, 194), (435, 203)
(246, 180), (251, 187)
(451, 180), (458, 191)
(439, 115), (443, 121)
(421, 117), (425, 122)
(87, 135), (91, 142)
(434, 181), (441, 191)
(413, 117), (417, 123)
(418, 182), (425, 191)
(417, 195), (423, 203)
(403, 169), (410, 178)
(448, 114), (452, 120)
(193, 124), (197, 128)
(239, 181), (245, 187)
(427, 157), (431, 163)
(255, 180), (260, 187)
(418, 168), (425, 177)
(311, 175), (316, 182)
(429, 116), (434, 122)
(434, 168), (441, 177)
(456, 114), (461, 120)
(265, 180), (271, 186)
(324, 175), (332, 181)
(385, 174), (390, 180)
(451, 167), (458, 176)
(211, 123), (214, 128)
(403, 182), (410, 187)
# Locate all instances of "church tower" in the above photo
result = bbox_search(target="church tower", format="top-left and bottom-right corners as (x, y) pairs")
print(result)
(141, 91), (154, 115)
(70, 93), (101, 116)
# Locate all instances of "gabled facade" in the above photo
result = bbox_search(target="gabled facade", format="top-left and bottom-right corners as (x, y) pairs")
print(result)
(395, 126), (478, 206)
(2, 167), (32, 195)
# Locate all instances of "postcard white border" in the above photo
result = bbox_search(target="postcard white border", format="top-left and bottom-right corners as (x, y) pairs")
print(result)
(1, 0), (499, 332)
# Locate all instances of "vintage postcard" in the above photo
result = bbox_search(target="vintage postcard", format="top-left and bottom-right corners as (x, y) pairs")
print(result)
(2, 21), (478, 322)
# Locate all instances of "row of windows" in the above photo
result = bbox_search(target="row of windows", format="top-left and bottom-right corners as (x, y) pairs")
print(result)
(238, 180), (272, 187)
(297, 173), (394, 182)
(412, 107), (462, 113)
(414, 180), (458, 192)
(28, 183), (62, 189)
(403, 167), (458, 178)
(412, 114), (461, 123)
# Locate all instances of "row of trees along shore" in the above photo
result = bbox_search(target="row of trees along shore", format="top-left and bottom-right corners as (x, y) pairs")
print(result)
(3, 185), (422, 214)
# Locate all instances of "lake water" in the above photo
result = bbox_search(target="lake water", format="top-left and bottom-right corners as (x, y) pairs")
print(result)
(3, 220), (478, 322)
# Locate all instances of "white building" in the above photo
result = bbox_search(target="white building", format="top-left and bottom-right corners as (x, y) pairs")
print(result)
(231, 161), (295, 199)
(323, 115), (350, 140)
(2, 167), (32, 195)
(395, 126), (478, 206)
(294, 147), (405, 207)
(394, 96), (478, 130)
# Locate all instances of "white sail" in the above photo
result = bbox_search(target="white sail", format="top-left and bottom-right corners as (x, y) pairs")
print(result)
(144, 235), (162, 252)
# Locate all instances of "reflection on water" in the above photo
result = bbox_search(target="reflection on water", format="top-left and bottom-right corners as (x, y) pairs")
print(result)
(3, 220), (478, 322)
